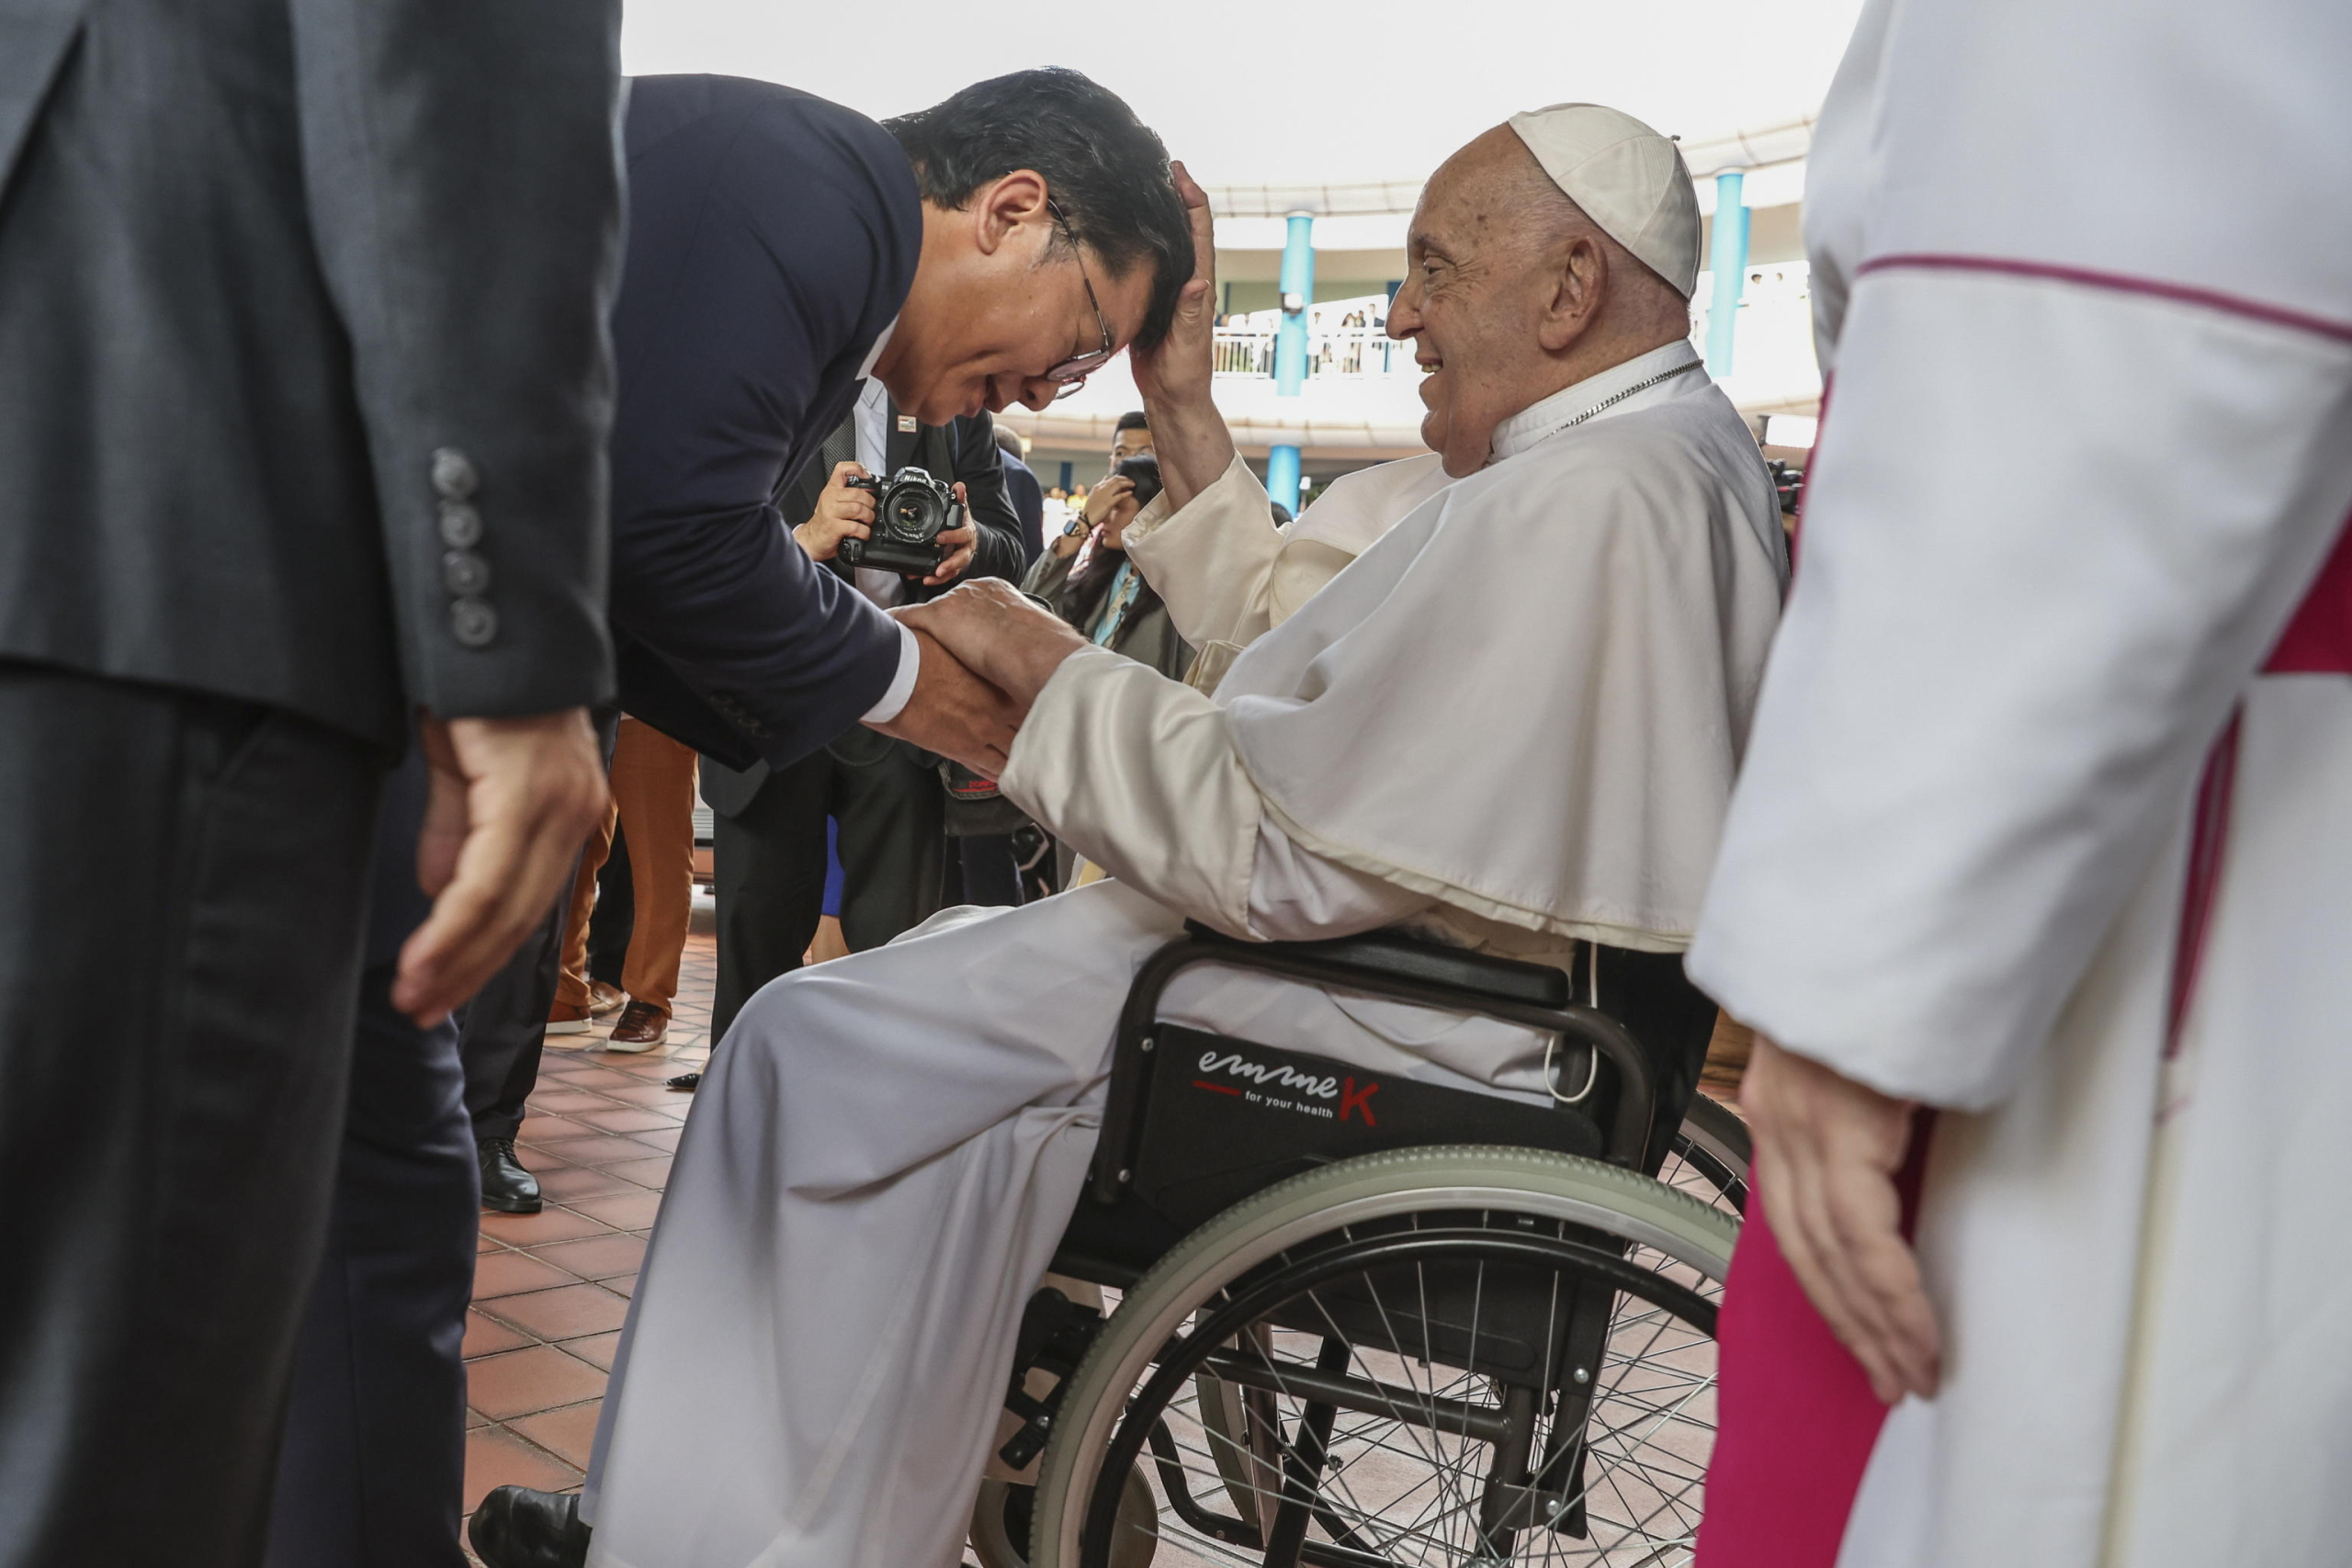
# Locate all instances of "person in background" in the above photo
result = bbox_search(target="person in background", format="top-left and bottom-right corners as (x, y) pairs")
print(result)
(1024, 453), (1194, 682)
(577, 716), (699, 1051)
(990, 423), (1046, 565)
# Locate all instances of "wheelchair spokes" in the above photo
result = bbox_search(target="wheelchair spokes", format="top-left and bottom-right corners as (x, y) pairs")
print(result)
(1085, 1215), (1718, 1568)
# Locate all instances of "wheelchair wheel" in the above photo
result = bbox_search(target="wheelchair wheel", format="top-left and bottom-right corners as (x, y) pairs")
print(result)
(971, 1467), (1160, 1568)
(1029, 1145), (1736, 1568)
(1661, 1094), (1748, 1217)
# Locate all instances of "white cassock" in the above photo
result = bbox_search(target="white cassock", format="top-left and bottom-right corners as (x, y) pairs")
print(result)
(581, 338), (1786, 1568)
(1122, 449), (1453, 692)
(1682, 3), (2352, 1567)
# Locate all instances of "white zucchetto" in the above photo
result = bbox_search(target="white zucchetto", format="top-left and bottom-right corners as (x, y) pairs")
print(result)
(1507, 103), (1702, 298)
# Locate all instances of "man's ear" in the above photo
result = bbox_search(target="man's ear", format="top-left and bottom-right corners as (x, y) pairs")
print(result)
(1536, 232), (1606, 354)
(974, 169), (1052, 260)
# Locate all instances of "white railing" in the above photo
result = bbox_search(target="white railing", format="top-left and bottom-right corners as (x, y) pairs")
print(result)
(1212, 325), (1422, 379)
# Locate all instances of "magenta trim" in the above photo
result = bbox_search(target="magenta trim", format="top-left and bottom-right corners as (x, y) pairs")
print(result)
(1856, 254), (2352, 344)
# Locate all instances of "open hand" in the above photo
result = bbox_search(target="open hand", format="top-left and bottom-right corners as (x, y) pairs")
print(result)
(397, 709), (607, 1026)
(893, 579), (1091, 711)
(1130, 161), (1217, 414)
(1742, 1035), (1941, 1404)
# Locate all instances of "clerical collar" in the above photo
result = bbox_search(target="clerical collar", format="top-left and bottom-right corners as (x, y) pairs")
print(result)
(857, 316), (900, 382)
(1487, 339), (1705, 465)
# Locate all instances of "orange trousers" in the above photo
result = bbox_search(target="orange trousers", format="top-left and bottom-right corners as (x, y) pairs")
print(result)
(556, 717), (698, 1017)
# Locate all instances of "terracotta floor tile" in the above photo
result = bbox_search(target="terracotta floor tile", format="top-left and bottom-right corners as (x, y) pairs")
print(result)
(624, 1126), (683, 1152)
(529, 1232), (646, 1280)
(463, 1426), (582, 1512)
(566, 1190), (665, 1230)
(479, 1206), (613, 1246)
(604, 1156), (673, 1190)
(463, 1309), (533, 1359)
(508, 1399), (605, 1471)
(483, 1282), (632, 1341)
(560, 1330), (624, 1371)
(533, 1163), (641, 1202)
(568, 1106), (681, 1134)
(532, 1133), (667, 1168)
(478, 1231), (504, 1254)
(516, 1112), (591, 1145)
(598, 1083), (699, 1109)
(545, 1065), (645, 1090)
(472, 1249), (579, 1301)
(527, 1089), (625, 1115)
(605, 1273), (637, 1299)
(465, 1343), (606, 1420)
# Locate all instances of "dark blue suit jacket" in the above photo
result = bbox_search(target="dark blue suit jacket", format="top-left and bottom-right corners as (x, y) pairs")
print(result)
(610, 74), (922, 771)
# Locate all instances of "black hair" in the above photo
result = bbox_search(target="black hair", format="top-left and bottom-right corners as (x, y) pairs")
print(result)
(1115, 410), (1151, 434)
(886, 69), (1193, 348)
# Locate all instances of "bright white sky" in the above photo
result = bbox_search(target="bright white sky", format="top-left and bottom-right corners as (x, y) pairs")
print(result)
(620, 0), (1868, 190)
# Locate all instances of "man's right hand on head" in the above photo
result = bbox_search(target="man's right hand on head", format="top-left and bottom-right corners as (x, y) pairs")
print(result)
(394, 708), (608, 1027)
(793, 460), (876, 562)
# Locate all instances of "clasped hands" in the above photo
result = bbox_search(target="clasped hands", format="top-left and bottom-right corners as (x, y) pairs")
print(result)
(867, 580), (1092, 778)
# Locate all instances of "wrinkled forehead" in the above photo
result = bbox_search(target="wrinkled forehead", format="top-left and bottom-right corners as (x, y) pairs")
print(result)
(1407, 131), (1541, 259)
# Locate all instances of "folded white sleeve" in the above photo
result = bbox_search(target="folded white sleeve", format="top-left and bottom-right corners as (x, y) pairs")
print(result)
(999, 647), (1430, 941)
(1120, 453), (1285, 657)
(1685, 271), (2352, 1111)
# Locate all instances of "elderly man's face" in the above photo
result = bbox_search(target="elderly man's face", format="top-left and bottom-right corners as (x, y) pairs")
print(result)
(1386, 130), (1568, 477)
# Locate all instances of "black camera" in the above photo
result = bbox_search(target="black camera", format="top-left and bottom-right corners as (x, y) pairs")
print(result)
(841, 465), (962, 575)
(1112, 454), (1162, 511)
(1766, 458), (1805, 517)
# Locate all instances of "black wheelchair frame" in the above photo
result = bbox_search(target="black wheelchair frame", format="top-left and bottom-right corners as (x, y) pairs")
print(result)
(996, 919), (1725, 1550)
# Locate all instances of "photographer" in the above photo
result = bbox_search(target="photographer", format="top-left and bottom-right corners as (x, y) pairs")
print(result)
(1023, 452), (1194, 682)
(695, 399), (1026, 1065)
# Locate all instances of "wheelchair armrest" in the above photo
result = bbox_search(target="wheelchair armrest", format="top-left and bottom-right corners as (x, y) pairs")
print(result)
(1179, 920), (1567, 1010)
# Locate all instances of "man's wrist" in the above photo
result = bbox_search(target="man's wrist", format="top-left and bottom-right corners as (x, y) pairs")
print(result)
(859, 620), (922, 724)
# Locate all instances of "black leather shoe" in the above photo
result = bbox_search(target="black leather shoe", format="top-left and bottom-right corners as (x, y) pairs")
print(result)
(478, 1137), (542, 1213)
(665, 1070), (701, 1092)
(469, 1485), (590, 1568)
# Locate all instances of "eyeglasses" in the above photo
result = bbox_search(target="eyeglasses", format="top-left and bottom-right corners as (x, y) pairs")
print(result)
(1043, 198), (1114, 400)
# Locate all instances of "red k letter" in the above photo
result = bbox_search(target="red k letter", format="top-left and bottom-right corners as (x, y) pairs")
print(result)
(1339, 1077), (1380, 1126)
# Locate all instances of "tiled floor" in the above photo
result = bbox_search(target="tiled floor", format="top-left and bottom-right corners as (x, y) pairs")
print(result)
(460, 928), (714, 1545)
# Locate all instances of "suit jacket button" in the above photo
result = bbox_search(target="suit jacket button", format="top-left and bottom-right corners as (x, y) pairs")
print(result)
(438, 502), (483, 549)
(431, 448), (479, 500)
(449, 597), (498, 649)
(442, 549), (492, 596)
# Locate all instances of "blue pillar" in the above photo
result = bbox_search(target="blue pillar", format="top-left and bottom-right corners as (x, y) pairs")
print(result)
(1265, 446), (1300, 516)
(1705, 170), (1748, 376)
(1269, 211), (1315, 515)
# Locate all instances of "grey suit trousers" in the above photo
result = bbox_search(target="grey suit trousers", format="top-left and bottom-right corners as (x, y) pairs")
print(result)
(0, 660), (380, 1568)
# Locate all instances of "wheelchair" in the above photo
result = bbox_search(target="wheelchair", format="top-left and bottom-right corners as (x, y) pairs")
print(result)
(970, 921), (1750, 1568)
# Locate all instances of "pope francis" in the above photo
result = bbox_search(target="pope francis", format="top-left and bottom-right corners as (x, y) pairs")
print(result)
(471, 103), (1786, 1568)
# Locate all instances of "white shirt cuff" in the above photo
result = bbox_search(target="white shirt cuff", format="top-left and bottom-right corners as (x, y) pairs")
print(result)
(859, 620), (922, 725)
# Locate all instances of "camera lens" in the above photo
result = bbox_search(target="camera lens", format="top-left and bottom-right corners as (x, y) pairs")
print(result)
(885, 482), (944, 541)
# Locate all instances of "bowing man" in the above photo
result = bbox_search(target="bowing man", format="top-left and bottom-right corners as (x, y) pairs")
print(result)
(474, 106), (1788, 1568)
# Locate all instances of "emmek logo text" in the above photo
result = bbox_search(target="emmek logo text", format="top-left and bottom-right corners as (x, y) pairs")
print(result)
(1193, 1049), (1381, 1126)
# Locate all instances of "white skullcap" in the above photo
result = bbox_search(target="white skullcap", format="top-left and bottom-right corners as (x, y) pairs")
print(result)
(1506, 103), (1701, 298)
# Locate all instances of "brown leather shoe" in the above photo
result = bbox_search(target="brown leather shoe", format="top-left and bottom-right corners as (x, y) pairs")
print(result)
(586, 980), (627, 1018)
(545, 1001), (591, 1036)
(604, 1000), (668, 1053)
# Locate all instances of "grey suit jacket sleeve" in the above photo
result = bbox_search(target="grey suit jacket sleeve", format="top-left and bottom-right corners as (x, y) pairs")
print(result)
(288, 0), (625, 720)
